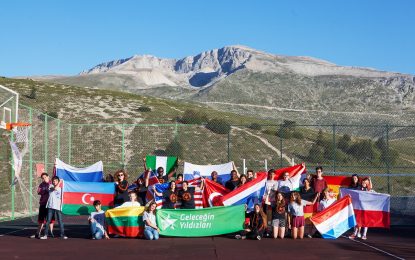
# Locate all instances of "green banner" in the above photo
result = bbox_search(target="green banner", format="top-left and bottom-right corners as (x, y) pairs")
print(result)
(156, 205), (245, 237)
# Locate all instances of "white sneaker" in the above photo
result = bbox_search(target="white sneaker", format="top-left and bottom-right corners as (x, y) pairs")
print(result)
(256, 235), (261, 240)
(61, 236), (68, 240)
(362, 235), (367, 240)
(235, 234), (242, 239)
(357, 233), (362, 238)
(40, 235), (47, 240)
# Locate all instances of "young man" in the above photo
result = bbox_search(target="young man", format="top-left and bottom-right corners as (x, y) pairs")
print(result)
(225, 170), (239, 191)
(246, 170), (255, 182)
(116, 191), (141, 208)
(40, 176), (67, 239)
(311, 166), (327, 195)
(89, 200), (109, 240)
(210, 171), (222, 185)
(178, 181), (195, 209)
(31, 173), (54, 239)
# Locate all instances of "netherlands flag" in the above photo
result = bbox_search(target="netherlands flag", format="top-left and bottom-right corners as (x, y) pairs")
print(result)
(310, 195), (356, 239)
(221, 172), (267, 211)
(55, 158), (103, 182)
(340, 188), (390, 228)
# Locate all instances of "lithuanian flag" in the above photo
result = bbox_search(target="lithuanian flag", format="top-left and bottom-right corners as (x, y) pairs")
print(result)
(105, 207), (145, 237)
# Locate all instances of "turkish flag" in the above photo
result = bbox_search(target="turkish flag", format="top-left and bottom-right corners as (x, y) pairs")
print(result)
(203, 178), (230, 207)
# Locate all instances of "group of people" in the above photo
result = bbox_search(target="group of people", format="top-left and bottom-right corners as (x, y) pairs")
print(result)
(31, 163), (374, 241)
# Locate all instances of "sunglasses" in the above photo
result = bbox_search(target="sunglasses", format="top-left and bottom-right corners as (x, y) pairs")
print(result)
(118, 174), (124, 176)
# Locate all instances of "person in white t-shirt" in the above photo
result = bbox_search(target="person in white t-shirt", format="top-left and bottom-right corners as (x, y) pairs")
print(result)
(318, 188), (336, 212)
(277, 172), (293, 196)
(143, 202), (160, 240)
(117, 191), (141, 208)
(89, 200), (109, 240)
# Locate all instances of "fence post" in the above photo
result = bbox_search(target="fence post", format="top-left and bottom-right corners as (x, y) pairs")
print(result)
(68, 124), (72, 164)
(29, 107), (33, 215)
(280, 124), (283, 168)
(57, 119), (61, 159)
(332, 124), (336, 173)
(10, 131), (15, 220)
(121, 124), (125, 168)
(44, 115), (48, 172)
(386, 124), (390, 194)
(227, 129), (231, 162)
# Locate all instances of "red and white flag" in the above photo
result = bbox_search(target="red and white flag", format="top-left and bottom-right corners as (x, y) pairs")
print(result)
(202, 178), (230, 207)
(340, 188), (390, 228)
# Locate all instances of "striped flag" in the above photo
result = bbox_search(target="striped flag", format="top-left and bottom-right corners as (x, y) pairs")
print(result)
(105, 206), (145, 237)
(183, 161), (236, 183)
(340, 188), (390, 228)
(203, 178), (230, 208)
(310, 195), (356, 239)
(62, 180), (115, 215)
(221, 172), (267, 211)
(176, 177), (203, 209)
(146, 155), (177, 175)
(273, 164), (307, 191)
(55, 158), (103, 182)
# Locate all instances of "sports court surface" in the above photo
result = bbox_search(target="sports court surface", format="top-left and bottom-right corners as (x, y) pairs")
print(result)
(0, 218), (414, 259)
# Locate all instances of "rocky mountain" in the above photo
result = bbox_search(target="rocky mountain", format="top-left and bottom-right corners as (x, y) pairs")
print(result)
(45, 45), (415, 125)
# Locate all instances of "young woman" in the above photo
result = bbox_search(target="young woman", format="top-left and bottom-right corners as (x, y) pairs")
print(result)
(272, 192), (286, 239)
(40, 176), (67, 239)
(235, 204), (267, 240)
(153, 181), (178, 209)
(210, 171), (222, 185)
(176, 174), (184, 182)
(277, 172), (293, 195)
(238, 174), (248, 187)
(349, 177), (372, 240)
(178, 181), (195, 209)
(349, 174), (361, 190)
(117, 191), (141, 208)
(114, 170), (129, 207)
(318, 188), (336, 212)
(288, 192), (317, 239)
(143, 202), (160, 240)
(135, 176), (147, 205)
(300, 178), (315, 238)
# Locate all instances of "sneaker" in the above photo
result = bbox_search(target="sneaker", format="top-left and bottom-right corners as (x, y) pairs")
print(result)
(40, 235), (47, 240)
(30, 234), (39, 239)
(256, 235), (261, 240)
(357, 233), (362, 238)
(348, 234), (356, 239)
(235, 234), (242, 240)
(306, 234), (313, 238)
(61, 236), (68, 240)
(361, 236), (367, 240)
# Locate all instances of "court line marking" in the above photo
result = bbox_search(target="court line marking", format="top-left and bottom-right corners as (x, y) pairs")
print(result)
(0, 227), (27, 237)
(342, 236), (405, 260)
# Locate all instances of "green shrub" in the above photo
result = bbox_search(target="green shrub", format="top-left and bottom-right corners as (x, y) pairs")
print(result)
(137, 106), (151, 112)
(308, 144), (325, 163)
(248, 123), (262, 130)
(206, 118), (231, 134)
(165, 138), (183, 159)
(180, 109), (208, 124)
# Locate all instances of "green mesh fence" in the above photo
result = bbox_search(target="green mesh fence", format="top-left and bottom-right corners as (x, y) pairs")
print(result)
(0, 105), (414, 225)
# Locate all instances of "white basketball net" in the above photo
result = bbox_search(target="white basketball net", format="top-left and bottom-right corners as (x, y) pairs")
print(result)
(12, 126), (29, 143)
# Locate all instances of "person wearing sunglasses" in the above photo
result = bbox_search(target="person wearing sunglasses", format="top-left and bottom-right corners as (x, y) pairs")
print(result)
(114, 170), (129, 207)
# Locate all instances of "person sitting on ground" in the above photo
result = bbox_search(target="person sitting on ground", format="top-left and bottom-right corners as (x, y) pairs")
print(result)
(272, 192), (287, 239)
(153, 181), (178, 209)
(235, 204), (267, 240)
(225, 170), (240, 191)
(287, 192), (318, 239)
(114, 170), (129, 207)
(210, 171), (223, 185)
(238, 174), (248, 187)
(143, 202), (160, 240)
(117, 191), (141, 208)
(88, 200), (109, 240)
(40, 176), (67, 240)
(349, 174), (361, 190)
(246, 169), (256, 182)
(311, 166), (327, 196)
(178, 181), (195, 209)
(31, 173), (55, 239)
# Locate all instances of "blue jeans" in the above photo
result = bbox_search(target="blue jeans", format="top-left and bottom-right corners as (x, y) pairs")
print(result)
(144, 226), (159, 240)
(44, 208), (65, 237)
(90, 222), (104, 239)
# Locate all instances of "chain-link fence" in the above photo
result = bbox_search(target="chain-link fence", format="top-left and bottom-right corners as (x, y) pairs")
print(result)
(1, 105), (414, 225)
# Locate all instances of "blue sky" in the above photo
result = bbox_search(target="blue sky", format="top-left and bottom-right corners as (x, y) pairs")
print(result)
(1, 0), (414, 76)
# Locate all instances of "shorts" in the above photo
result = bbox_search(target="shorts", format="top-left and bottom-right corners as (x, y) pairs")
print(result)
(38, 205), (55, 224)
(292, 216), (305, 228)
(272, 218), (286, 228)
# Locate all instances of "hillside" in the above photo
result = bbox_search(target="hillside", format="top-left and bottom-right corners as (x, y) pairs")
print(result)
(42, 45), (415, 125)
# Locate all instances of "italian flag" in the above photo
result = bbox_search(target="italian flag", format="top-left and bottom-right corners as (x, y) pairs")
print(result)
(105, 206), (145, 237)
(146, 155), (177, 175)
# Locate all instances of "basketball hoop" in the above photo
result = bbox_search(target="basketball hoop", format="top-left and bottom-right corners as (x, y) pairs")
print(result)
(6, 122), (31, 143)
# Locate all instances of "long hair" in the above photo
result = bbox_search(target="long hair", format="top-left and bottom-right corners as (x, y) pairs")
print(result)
(146, 201), (157, 214)
(114, 170), (128, 182)
(275, 191), (286, 209)
(253, 204), (267, 229)
(290, 192), (302, 205)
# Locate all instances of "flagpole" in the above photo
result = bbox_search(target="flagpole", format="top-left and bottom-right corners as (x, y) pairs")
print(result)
(264, 159), (268, 172)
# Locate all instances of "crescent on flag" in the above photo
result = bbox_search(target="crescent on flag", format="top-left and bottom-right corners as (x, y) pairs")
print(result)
(81, 193), (93, 204)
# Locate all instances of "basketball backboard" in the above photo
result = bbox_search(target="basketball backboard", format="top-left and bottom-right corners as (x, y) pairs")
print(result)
(0, 85), (19, 129)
